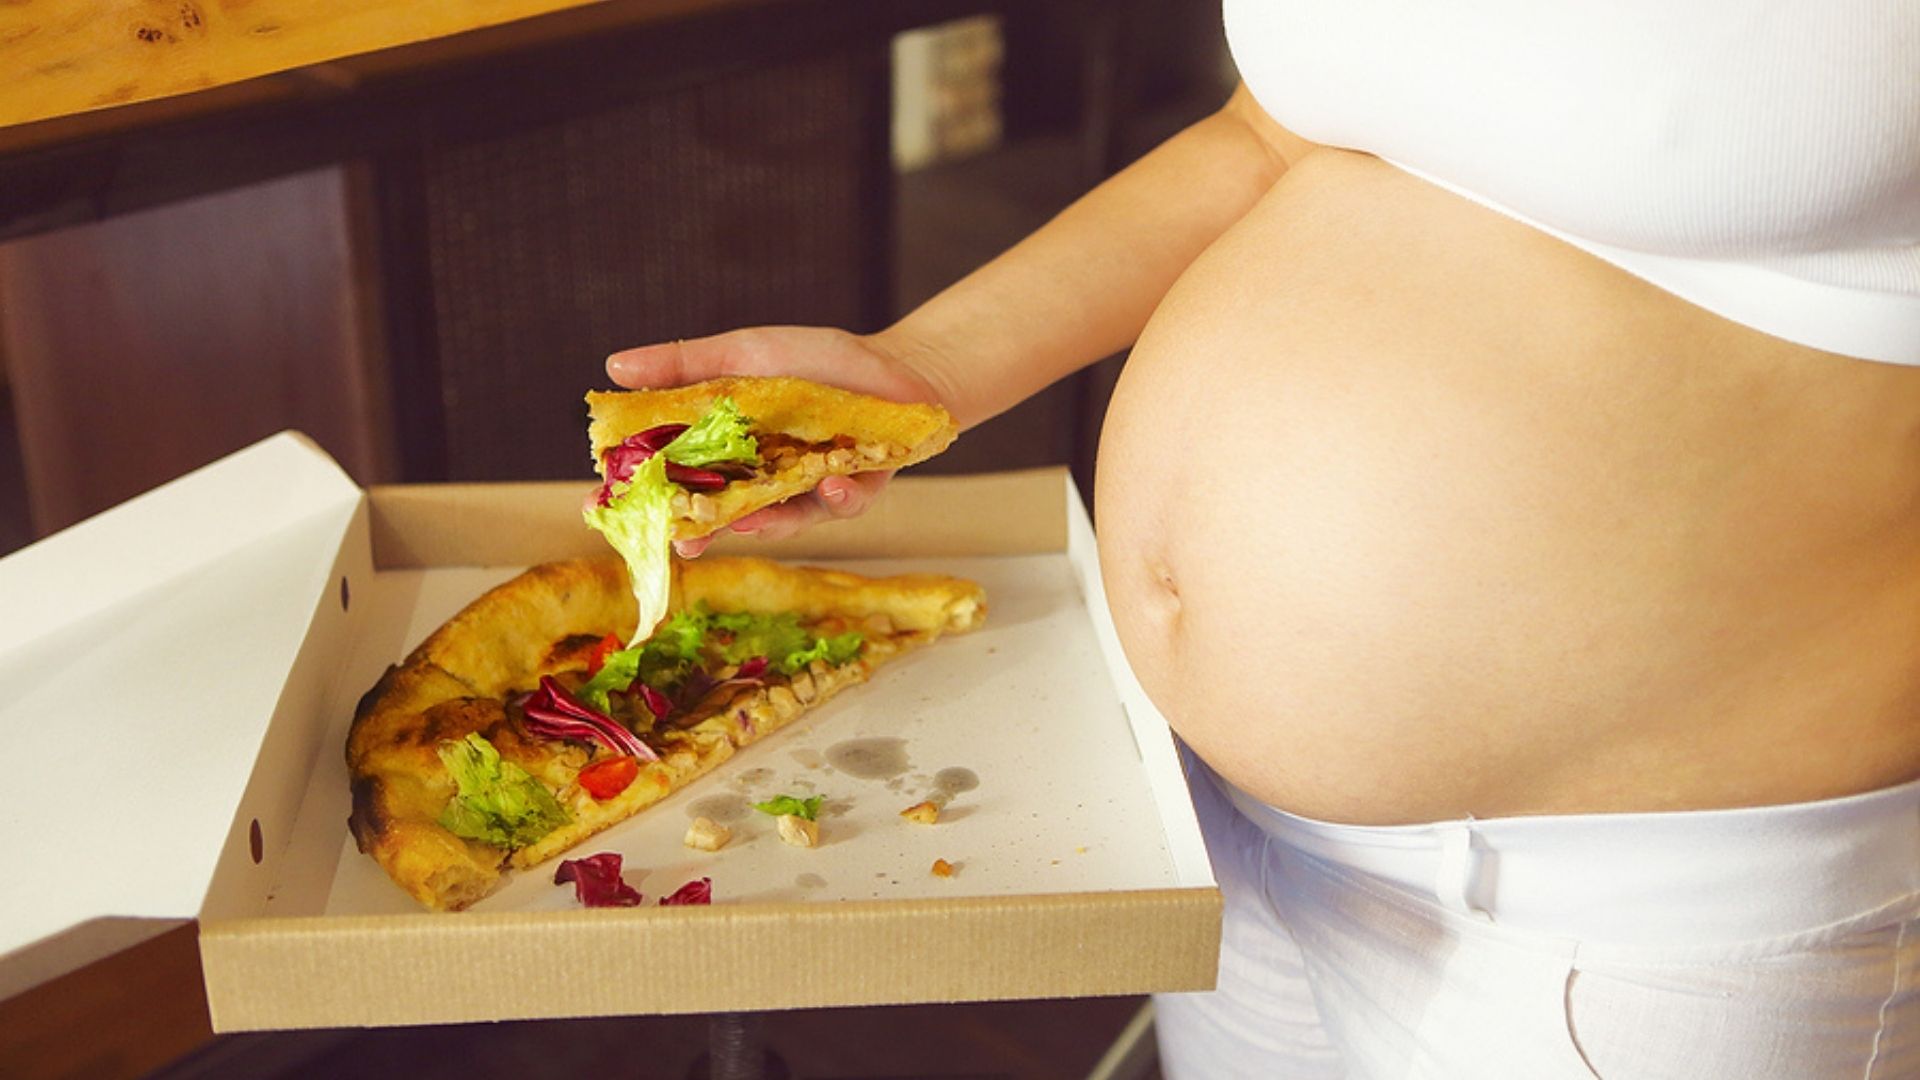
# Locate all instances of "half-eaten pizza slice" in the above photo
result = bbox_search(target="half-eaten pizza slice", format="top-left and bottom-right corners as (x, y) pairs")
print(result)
(582, 377), (957, 641)
(348, 555), (985, 912)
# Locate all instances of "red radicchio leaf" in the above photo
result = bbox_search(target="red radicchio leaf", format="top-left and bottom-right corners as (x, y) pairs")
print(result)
(523, 676), (659, 762)
(628, 423), (690, 454)
(595, 424), (742, 505)
(674, 656), (769, 720)
(596, 424), (698, 506)
(554, 853), (644, 907)
(676, 669), (715, 708)
(659, 877), (713, 906)
(704, 460), (758, 481)
(663, 462), (727, 491)
(636, 682), (676, 721)
(599, 443), (650, 486)
(596, 448), (645, 508)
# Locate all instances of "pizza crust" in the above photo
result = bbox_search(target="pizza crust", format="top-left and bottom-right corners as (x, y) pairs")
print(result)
(409, 558), (636, 698)
(347, 683), (514, 911)
(585, 377), (959, 541)
(347, 555), (985, 911)
(675, 555), (983, 636)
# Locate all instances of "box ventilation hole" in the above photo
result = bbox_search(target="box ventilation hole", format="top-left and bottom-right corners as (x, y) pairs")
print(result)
(249, 819), (264, 864)
(339, 575), (351, 611)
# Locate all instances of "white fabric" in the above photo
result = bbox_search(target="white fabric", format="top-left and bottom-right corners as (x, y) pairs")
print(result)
(1156, 757), (1920, 1079)
(1222, 0), (1920, 365)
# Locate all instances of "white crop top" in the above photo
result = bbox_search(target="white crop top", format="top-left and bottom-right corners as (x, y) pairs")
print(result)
(1223, 0), (1920, 365)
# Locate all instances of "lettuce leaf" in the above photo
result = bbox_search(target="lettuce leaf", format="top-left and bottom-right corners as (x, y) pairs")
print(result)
(577, 602), (867, 710)
(752, 794), (824, 821)
(710, 611), (863, 673)
(712, 610), (812, 666)
(436, 733), (569, 849)
(577, 608), (711, 712)
(576, 648), (641, 714)
(583, 452), (676, 645)
(646, 608), (712, 672)
(664, 397), (758, 466)
(778, 631), (865, 674)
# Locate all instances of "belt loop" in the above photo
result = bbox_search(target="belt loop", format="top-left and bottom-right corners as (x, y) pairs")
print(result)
(1436, 820), (1493, 922)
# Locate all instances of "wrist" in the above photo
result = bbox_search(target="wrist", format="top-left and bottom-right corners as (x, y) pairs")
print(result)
(862, 322), (973, 428)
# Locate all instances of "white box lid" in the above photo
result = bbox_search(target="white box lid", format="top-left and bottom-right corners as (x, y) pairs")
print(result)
(0, 433), (361, 997)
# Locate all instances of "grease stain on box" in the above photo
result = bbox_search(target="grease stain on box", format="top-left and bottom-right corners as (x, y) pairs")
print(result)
(933, 767), (979, 801)
(826, 736), (911, 780)
(730, 766), (775, 792)
(687, 794), (751, 824)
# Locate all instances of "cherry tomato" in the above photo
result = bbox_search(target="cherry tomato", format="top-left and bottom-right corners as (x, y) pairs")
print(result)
(578, 756), (640, 800)
(585, 633), (623, 676)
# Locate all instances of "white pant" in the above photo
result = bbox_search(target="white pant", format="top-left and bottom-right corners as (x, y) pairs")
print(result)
(1155, 755), (1920, 1079)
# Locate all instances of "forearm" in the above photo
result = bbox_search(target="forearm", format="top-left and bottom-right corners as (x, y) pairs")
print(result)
(874, 87), (1297, 430)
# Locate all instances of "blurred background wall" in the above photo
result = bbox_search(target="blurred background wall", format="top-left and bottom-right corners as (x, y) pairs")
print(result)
(0, 0), (1231, 561)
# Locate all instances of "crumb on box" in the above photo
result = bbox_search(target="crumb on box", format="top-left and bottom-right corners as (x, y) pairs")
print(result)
(684, 816), (732, 852)
(931, 858), (956, 878)
(900, 800), (940, 824)
(778, 814), (820, 848)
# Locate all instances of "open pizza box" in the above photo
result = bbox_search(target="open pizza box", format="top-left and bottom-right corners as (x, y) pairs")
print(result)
(0, 432), (1219, 1031)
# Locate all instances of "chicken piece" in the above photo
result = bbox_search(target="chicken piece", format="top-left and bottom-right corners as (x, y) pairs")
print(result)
(684, 816), (732, 852)
(777, 814), (820, 848)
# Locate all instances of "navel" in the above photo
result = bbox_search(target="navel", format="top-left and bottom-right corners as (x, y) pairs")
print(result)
(1146, 557), (1182, 624)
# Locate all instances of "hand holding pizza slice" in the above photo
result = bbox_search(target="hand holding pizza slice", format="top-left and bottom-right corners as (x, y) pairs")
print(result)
(603, 328), (964, 548)
(583, 377), (958, 641)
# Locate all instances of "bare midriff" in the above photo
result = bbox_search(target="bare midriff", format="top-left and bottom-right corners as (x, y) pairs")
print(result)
(1095, 149), (1920, 825)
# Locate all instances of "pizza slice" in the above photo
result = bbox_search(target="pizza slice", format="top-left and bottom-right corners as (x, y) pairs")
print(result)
(582, 377), (957, 642)
(347, 555), (985, 912)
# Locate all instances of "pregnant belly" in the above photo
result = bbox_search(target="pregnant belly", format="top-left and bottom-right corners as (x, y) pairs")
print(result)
(1094, 151), (1920, 824)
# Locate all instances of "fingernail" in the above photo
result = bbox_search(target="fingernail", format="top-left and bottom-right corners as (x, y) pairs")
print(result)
(822, 482), (848, 506)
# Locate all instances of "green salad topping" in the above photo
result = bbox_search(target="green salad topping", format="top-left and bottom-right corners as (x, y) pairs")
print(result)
(436, 733), (570, 849)
(752, 794), (825, 821)
(577, 604), (865, 714)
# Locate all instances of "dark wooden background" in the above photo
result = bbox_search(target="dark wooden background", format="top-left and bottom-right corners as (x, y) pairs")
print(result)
(0, 0), (1228, 543)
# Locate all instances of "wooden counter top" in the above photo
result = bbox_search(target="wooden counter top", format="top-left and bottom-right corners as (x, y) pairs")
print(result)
(0, 0), (768, 154)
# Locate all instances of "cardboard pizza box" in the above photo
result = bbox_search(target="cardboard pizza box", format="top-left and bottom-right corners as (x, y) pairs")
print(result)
(0, 432), (1219, 1030)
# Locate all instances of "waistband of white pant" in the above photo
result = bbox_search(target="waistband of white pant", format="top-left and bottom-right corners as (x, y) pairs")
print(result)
(1211, 766), (1920, 948)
